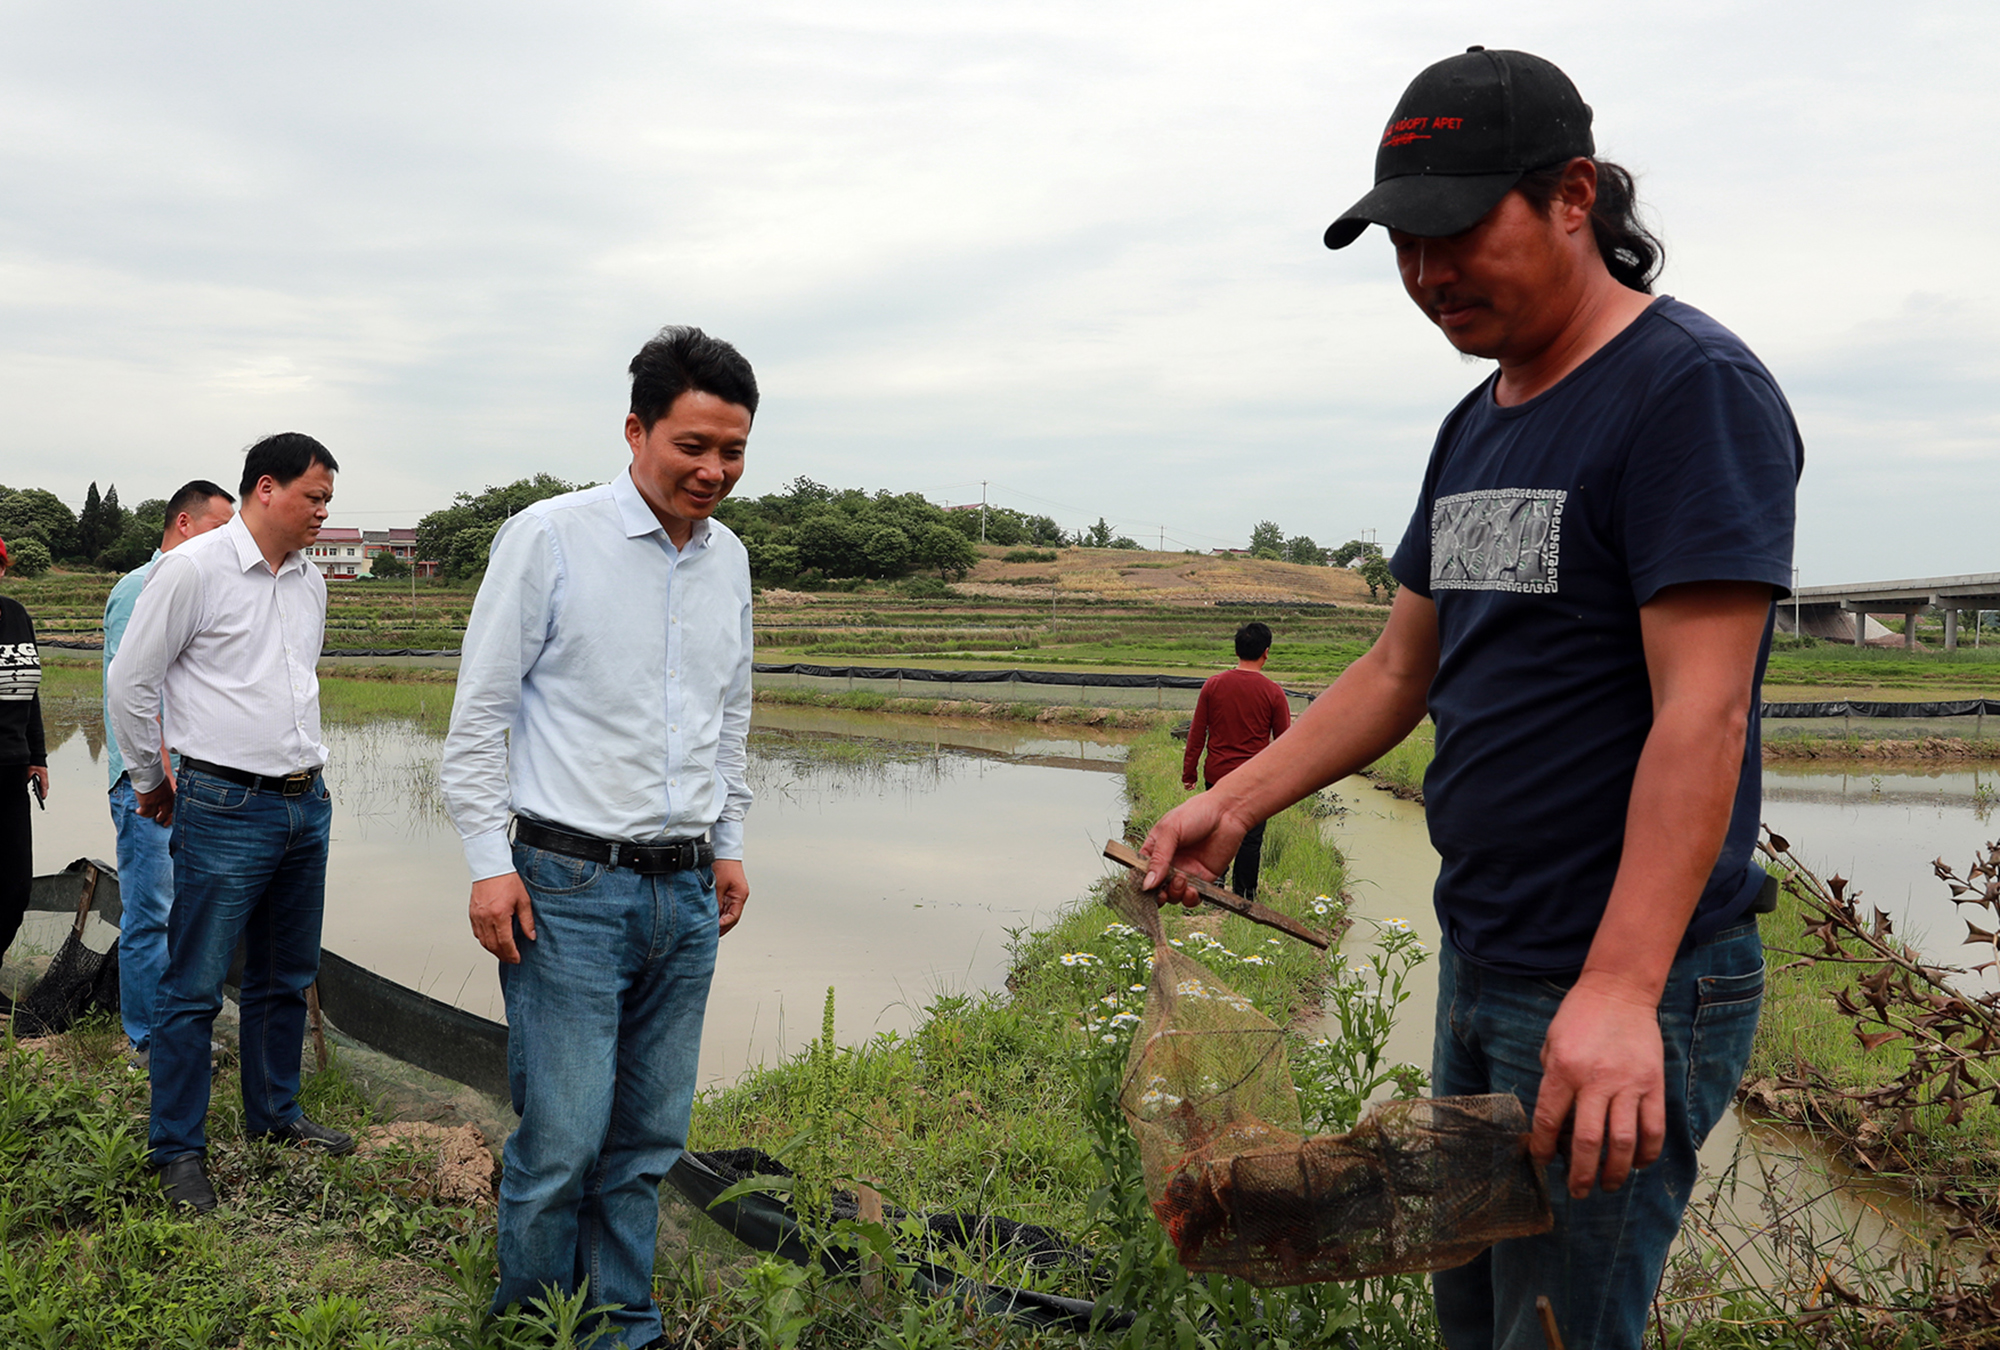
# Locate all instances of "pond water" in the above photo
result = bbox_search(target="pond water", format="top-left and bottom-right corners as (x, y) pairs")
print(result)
(23, 706), (1130, 1090)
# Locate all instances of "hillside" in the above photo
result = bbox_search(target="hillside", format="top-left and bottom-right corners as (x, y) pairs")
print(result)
(957, 546), (1380, 605)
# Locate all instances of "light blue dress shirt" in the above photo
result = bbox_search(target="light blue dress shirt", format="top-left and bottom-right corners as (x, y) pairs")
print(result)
(441, 470), (754, 882)
(102, 549), (165, 790)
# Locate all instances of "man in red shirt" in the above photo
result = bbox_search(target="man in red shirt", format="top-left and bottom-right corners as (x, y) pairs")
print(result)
(1181, 622), (1291, 900)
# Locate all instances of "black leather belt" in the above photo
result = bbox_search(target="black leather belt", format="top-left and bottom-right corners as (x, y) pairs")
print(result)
(514, 818), (713, 875)
(180, 757), (323, 797)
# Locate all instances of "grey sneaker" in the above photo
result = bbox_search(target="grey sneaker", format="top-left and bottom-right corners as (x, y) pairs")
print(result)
(158, 1155), (217, 1214)
(256, 1115), (356, 1156)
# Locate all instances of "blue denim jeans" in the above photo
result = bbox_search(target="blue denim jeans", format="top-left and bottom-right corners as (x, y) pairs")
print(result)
(493, 842), (719, 1349)
(1430, 921), (1764, 1350)
(110, 774), (176, 1051)
(149, 766), (331, 1166)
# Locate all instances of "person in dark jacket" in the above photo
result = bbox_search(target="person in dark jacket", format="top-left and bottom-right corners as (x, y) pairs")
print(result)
(0, 535), (50, 1011)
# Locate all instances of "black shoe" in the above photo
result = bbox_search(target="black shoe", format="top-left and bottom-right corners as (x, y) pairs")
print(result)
(159, 1155), (217, 1213)
(256, 1115), (356, 1156)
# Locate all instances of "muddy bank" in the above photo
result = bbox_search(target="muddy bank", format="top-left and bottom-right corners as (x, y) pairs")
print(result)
(752, 684), (1172, 728)
(1764, 734), (2000, 762)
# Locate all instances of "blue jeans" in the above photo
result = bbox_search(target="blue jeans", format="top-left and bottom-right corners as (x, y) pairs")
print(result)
(110, 774), (175, 1050)
(1430, 921), (1764, 1350)
(149, 766), (332, 1166)
(493, 842), (719, 1349)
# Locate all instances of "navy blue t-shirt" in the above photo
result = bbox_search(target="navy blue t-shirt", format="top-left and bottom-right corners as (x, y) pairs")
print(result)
(1390, 297), (1804, 976)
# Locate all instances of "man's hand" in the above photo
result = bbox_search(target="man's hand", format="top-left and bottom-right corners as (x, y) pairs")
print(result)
(470, 873), (537, 964)
(1140, 791), (1250, 909)
(27, 765), (49, 802)
(1181, 778), (1197, 792)
(714, 859), (749, 936)
(136, 779), (175, 828)
(1532, 973), (1666, 1197)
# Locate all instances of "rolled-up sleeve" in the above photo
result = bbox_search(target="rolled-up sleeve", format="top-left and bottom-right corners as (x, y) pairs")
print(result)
(107, 555), (203, 793)
(709, 591), (754, 861)
(441, 517), (556, 881)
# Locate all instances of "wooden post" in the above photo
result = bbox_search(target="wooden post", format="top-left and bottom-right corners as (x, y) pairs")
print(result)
(305, 983), (329, 1074)
(855, 1181), (885, 1303)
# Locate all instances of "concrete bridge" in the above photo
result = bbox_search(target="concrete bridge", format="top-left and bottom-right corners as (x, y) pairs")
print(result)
(1779, 573), (2000, 651)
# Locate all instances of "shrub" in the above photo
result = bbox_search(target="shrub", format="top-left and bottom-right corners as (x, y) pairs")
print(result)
(6, 537), (52, 577)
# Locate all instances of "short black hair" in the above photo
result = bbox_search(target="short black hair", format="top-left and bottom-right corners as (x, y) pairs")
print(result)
(1234, 622), (1273, 660)
(239, 433), (338, 498)
(165, 479), (234, 522)
(628, 326), (760, 431)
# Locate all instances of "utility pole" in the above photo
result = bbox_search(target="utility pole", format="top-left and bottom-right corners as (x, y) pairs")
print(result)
(980, 481), (988, 544)
(1159, 526), (1165, 551)
(1792, 566), (1800, 641)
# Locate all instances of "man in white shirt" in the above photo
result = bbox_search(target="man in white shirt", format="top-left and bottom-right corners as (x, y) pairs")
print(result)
(441, 326), (756, 1349)
(109, 433), (350, 1215)
(102, 479), (236, 1065)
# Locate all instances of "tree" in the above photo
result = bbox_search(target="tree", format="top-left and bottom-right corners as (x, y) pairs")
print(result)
(1021, 514), (1066, 547)
(1083, 518), (1115, 549)
(912, 523), (978, 581)
(1330, 538), (1383, 569)
(100, 484), (126, 550)
(0, 486), (81, 561)
(6, 537), (51, 577)
(1359, 554), (1398, 602)
(369, 551), (412, 579)
(1248, 520), (1285, 560)
(77, 481), (105, 559)
(1284, 535), (1327, 567)
(414, 474), (588, 581)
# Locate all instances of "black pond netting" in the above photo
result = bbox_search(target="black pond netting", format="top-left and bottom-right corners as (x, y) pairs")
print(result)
(669, 1148), (1128, 1331)
(14, 866), (121, 1038)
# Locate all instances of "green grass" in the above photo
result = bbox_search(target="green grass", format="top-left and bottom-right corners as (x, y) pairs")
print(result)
(1364, 723), (1434, 799)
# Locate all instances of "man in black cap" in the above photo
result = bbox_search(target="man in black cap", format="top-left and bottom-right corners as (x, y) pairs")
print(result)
(1144, 47), (1802, 1349)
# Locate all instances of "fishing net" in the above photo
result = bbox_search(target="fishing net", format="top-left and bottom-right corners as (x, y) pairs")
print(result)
(15, 866), (121, 1038)
(1106, 881), (1552, 1285)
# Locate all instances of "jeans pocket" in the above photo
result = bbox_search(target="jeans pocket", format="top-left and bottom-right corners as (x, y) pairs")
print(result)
(1686, 962), (1764, 1143)
(514, 845), (606, 897)
(182, 773), (252, 812)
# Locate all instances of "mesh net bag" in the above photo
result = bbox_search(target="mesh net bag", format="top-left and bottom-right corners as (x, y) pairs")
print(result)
(1106, 880), (1551, 1285)
(15, 867), (122, 1039)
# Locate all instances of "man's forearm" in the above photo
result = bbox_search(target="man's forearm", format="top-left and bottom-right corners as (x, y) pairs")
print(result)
(1577, 697), (1748, 1001)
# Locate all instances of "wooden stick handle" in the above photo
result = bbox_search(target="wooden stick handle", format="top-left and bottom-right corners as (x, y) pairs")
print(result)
(1102, 840), (1331, 950)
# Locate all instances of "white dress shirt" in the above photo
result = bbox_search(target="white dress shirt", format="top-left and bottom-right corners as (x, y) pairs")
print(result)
(107, 514), (329, 793)
(441, 470), (754, 882)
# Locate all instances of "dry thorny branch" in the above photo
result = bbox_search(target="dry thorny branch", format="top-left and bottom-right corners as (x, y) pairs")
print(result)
(1759, 829), (2000, 1178)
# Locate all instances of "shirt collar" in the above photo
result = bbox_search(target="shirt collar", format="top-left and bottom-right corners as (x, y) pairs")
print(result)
(614, 469), (713, 550)
(223, 512), (309, 576)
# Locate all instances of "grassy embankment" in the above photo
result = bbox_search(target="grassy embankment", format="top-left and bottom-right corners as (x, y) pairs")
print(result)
(0, 725), (1363, 1347)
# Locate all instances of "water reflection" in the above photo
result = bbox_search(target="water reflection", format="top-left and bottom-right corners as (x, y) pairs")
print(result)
(26, 706), (1129, 1091)
(1763, 764), (1998, 990)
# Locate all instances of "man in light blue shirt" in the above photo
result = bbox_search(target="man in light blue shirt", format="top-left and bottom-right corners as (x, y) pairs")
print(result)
(441, 326), (756, 1349)
(102, 479), (235, 1061)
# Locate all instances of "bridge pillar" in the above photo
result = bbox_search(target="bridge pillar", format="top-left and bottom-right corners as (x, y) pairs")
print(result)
(1854, 609), (1867, 647)
(1905, 611), (1920, 650)
(1944, 607), (1960, 652)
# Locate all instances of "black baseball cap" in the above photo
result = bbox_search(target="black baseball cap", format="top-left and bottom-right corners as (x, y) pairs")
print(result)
(1324, 47), (1593, 249)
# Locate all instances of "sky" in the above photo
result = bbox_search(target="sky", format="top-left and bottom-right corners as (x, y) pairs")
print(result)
(1, 1), (1994, 584)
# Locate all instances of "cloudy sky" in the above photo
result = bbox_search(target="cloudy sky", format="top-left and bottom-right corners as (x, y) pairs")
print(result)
(1, 1), (1992, 583)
